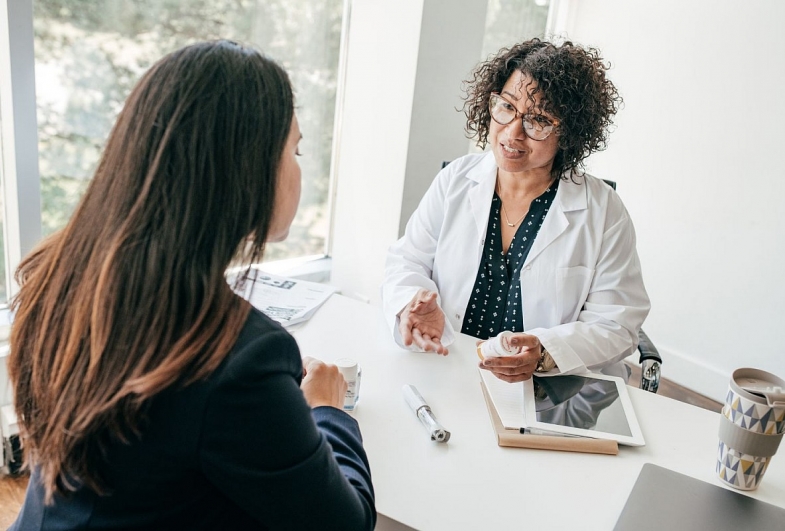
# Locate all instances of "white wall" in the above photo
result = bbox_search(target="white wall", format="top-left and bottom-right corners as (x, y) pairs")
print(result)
(330, 0), (488, 303)
(564, 0), (785, 401)
(399, 0), (490, 235)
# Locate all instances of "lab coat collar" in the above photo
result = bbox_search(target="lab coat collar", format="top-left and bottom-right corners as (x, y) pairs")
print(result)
(464, 153), (588, 211)
(557, 173), (588, 212)
(464, 153), (590, 266)
(464, 152), (497, 183)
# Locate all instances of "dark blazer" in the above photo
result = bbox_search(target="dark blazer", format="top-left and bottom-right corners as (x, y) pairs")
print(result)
(10, 308), (376, 530)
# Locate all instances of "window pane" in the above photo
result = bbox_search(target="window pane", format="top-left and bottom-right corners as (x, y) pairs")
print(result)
(33, 0), (343, 262)
(481, 0), (550, 59)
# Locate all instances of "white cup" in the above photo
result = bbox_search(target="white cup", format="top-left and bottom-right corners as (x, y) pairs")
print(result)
(335, 358), (361, 411)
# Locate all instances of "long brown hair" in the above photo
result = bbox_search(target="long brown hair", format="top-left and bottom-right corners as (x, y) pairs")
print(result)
(9, 40), (294, 501)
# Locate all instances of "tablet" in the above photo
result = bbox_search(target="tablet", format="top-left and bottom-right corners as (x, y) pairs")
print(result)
(522, 373), (645, 446)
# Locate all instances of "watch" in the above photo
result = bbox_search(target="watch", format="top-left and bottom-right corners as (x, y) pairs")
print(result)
(535, 345), (556, 372)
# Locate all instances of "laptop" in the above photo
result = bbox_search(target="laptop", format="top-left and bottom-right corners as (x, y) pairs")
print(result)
(614, 463), (785, 531)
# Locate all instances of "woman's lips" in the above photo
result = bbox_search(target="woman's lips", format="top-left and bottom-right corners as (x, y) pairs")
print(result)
(500, 142), (525, 158)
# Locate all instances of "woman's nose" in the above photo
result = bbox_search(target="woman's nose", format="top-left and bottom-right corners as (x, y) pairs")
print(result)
(504, 119), (528, 141)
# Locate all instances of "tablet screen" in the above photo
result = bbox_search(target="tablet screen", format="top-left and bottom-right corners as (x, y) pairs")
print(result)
(532, 375), (632, 437)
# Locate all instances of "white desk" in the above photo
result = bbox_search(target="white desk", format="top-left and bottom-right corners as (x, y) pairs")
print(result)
(292, 295), (785, 530)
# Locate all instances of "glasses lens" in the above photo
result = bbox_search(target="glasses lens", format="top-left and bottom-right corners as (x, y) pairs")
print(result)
(522, 115), (554, 141)
(489, 94), (515, 125)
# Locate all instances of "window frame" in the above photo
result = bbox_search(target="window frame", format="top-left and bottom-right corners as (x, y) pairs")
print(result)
(0, 0), (43, 307)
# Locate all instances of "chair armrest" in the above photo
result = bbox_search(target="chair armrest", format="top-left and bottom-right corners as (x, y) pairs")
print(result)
(637, 329), (661, 364)
(637, 329), (662, 393)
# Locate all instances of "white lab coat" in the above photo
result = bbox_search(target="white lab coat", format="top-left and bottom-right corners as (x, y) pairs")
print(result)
(382, 152), (650, 375)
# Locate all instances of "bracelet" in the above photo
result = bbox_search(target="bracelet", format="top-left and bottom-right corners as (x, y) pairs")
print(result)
(535, 345), (556, 372)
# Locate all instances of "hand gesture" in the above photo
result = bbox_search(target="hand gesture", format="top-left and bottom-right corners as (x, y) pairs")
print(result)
(478, 333), (541, 382)
(300, 356), (348, 409)
(398, 289), (448, 355)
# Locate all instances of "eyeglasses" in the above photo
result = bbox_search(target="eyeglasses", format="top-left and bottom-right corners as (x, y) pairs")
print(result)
(488, 92), (558, 141)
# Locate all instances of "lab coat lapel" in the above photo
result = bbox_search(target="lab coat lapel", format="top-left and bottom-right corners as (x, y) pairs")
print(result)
(467, 155), (498, 242)
(523, 176), (587, 267)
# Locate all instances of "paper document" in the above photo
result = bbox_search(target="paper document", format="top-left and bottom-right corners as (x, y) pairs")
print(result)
(232, 269), (338, 328)
(479, 369), (526, 429)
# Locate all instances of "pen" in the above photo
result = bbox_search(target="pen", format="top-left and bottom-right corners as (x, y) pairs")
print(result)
(522, 427), (581, 438)
(402, 384), (451, 442)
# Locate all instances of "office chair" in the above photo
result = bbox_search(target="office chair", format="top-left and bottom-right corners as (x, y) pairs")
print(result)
(439, 161), (662, 393)
(596, 177), (661, 393)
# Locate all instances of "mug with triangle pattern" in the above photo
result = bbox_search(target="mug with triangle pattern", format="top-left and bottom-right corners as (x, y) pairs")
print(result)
(717, 368), (785, 490)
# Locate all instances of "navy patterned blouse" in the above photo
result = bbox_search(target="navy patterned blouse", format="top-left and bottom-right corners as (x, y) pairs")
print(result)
(461, 180), (559, 340)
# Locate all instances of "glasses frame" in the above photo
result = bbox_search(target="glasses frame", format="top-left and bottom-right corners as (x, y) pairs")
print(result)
(488, 92), (559, 141)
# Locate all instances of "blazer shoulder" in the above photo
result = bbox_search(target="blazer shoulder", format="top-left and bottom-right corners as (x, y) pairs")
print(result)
(215, 308), (302, 385)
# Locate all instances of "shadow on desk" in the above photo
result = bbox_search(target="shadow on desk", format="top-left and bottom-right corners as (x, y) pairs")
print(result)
(625, 362), (721, 413)
(376, 514), (417, 531)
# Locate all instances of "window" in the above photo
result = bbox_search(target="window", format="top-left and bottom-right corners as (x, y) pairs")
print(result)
(466, 0), (550, 157)
(33, 0), (345, 263)
(481, 0), (551, 59)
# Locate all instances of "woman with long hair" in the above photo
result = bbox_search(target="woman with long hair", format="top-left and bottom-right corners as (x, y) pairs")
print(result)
(9, 40), (375, 530)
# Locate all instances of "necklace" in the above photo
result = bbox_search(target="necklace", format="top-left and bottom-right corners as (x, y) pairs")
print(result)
(496, 181), (527, 227)
(501, 202), (527, 227)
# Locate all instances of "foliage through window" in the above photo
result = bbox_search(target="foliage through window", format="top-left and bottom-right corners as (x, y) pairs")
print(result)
(34, 0), (343, 262)
(481, 0), (550, 61)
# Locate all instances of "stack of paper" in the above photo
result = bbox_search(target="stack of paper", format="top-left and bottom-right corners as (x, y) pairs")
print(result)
(233, 269), (339, 328)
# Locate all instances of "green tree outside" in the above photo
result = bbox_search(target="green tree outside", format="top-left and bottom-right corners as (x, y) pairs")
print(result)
(34, 0), (343, 263)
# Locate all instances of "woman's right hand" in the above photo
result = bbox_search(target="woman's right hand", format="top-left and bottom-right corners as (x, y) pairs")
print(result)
(398, 289), (448, 355)
(300, 357), (348, 409)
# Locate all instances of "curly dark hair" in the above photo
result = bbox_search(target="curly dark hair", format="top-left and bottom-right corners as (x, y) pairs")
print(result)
(463, 38), (622, 180)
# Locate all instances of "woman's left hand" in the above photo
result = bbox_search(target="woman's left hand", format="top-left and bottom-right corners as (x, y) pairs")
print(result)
(478, 333), (542, 383)
(300, 356), (348, 409)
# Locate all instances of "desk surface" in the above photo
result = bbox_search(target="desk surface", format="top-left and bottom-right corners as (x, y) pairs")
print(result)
(292, 295), (785, 531)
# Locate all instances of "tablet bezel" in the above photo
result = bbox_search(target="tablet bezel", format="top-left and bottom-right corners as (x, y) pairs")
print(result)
(522, 372), (646, 447)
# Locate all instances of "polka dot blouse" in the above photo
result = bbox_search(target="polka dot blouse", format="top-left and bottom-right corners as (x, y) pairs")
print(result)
(460, 179), (559, 340)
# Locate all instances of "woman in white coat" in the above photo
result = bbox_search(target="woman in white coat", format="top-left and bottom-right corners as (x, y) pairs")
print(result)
(382, 39), (650, 383)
